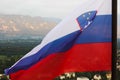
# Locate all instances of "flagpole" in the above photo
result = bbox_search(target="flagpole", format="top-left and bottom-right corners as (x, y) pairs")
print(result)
(112, 0), (117, 79)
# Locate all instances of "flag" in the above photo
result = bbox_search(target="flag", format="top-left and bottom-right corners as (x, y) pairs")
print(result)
(5, 0), (112, 80)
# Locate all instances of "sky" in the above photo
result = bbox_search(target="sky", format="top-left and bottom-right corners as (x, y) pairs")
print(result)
(0, 0), (84, 19)
(118, 0), (120, 14)
(118, 0), (120, 38)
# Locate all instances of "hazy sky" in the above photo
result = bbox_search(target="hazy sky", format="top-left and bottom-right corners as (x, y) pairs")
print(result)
(0, 0), (84, 19)
(118, 0), (120, 14)
(118, 0), (120, 38)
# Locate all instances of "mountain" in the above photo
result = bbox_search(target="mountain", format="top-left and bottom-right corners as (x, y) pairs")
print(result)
(0, 14), (61, 40)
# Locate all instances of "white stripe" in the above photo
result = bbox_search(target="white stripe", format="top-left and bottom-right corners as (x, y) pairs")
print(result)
(10, 0), (112, 68)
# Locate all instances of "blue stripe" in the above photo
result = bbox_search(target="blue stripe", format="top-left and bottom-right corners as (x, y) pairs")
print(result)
(5, 15), (112, 75)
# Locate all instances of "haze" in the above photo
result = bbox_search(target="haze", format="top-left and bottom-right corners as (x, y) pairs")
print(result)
(0, 0), (84, 19)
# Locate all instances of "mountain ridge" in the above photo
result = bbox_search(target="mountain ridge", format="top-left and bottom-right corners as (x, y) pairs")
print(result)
(0, 14), (61, 40)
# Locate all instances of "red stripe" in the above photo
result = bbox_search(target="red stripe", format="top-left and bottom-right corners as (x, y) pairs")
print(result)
(10, 43), (111, 80)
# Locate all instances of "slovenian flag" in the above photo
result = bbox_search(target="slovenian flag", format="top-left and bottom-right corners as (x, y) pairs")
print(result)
(5, 0), (112, 80)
